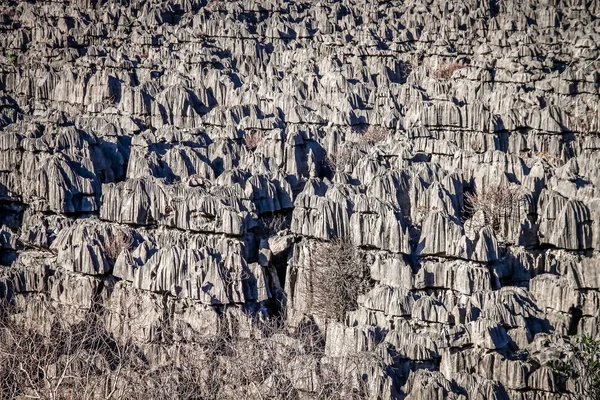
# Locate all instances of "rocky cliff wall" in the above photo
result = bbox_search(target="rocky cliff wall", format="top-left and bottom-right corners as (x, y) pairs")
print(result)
(0, 0), (599, 398)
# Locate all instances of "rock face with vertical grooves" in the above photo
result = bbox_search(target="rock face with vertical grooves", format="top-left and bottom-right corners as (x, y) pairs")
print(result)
(0, 0), (599, 398)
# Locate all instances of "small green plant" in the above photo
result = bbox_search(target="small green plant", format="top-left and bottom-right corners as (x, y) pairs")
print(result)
(549, 335), (600, 399)
(579, 335), (600, 399)
(6, 53), (17, 65)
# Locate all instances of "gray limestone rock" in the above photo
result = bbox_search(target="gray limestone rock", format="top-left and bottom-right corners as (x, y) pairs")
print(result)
(415, 260), (491, 295)
(350, 195), (411, 253)
(1, 0), (600, 398)
(468, 318), (511, 350)
(360, 285), (417, 317)
(416, 211), (470, 258)
(370, 255), (414, 289)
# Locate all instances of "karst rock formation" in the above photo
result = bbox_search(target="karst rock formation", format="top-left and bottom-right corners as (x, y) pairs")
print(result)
(1, 0), (600, 398)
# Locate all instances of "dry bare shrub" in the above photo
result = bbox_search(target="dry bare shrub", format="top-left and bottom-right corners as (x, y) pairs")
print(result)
(215, 317), (374, 400)
(463, 183), (524, 234)
(0, 298), (224, 400)
(245, 131), (261, 149)
(0, 299), (147, 400)
(1, 7), (16, 18)
(432, 63), (466, 80)
(219, 263), (252, 286)
(309, 238), (370, 321)
(325, 144), (353, 173)
(534, 150), (562, 167)
(267, 213), (290, 232)
(318, 350), (387, 400)
(258, 213), (290, 235)
(0, 295), (370, 400)
(360, 126), (389, 144)
(205, 0), (221, 10)
(160, 316), (360, 400)
(103, 229), (134, 261)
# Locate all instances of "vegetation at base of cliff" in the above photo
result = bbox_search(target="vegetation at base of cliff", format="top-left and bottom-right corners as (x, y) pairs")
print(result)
(0, 297), (371, 400)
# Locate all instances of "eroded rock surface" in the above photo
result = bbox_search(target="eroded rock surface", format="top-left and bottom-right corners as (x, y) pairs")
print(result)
(1, 0), (599, 398)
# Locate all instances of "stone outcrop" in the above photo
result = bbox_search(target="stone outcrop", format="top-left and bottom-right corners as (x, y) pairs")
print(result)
(1, 0), (599, 398)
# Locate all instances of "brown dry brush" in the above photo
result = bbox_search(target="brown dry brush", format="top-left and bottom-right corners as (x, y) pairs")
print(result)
(257, 212), (291, 236)
(360, 126), (390, 144)
(574, 103), (599, 135)
(205, 0), (221, 11)
(152, 316), (370, 399)
(309, 238), (371, 322)
(103, 229), (134, 261)
(431, 63), (466, 80)
(327, 126), (389, 174)
(245, 131), (261, 149)
(0, 297), (368, 399)
(181, 315), (363, 400)
(0, 300), (149, 400)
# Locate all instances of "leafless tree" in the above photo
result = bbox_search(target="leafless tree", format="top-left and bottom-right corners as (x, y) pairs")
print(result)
(205, 0), (221, 11)
(308, 238), (371, 321)
(573, 100), (599, 135)
(143, 314), (368, 400)
(0, 296), (370, 399)
(257, 213), (290, 235)
(0, 299), (146, 400)
(325, 144), (353, 174)
(463, 183), (524, 235)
